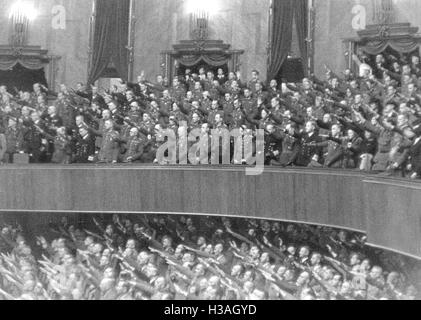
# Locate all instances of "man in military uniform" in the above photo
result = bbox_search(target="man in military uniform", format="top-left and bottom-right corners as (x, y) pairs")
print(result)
(296, 121), (323, 167)
(32, 83), (48, 101)
(159, 90), (173, 113)
(88, 109), (111, 153)
(169, 103), (187, 124)
(268, 79), (282, 99)
(80, 102), (101, 129)
(188, 112), (202, 133)
(55, 92), (76, 129)
(268, 97), (286, 127)
(200, 91), (212, 114)
(283, 92), (307, 121)
(253, 82), (269, 105)
(222, 92), (233, 116)
(211, 113), (230, 164)
(256, 101), (273, 127)
(108, 101), (125, 126)
(0, 127), (6, 164)
(385, 114), (415, 176)
(19, 91), (37, 109)
(209, 80), (223, 102)
(166, 116), (179, 135)
(182, 91), (194, 110)
(228, 80), (242, 99)
(93, 120), (120, 164)
(216, 68), (226, 86)
(248, 70), (263, 93)
(44, 106), (64, 135)
(271, 123), (301, 167)
(136, 113), (155, 138)
(241, 89), (257, 116)
(118, 117), (133, 142)
(265, 124), (283, 165)
(143, 101), (159, 124)
(126, 75), (145, 97)
(4, 117), (24, 163)
(356, 108), (395, 172)
(406, 129), (421, 179)
(90, 86), (107, 109)
(192, 81), (203, 102)
(147, 75), (166, 99)
(202, 71), (215, 92)
(35, 95), (49, 114)
(169, 78), (186, 103)
(0, 105), (19, 129)
(227, 99), (245, 130)
(143, 124), (166, 164)
(72, 127), (96, 163)
(75, 83), (106, 108)
(0, 85), (13, 105)
(122, 90), (139, 115)
(314, 124), (345, 168)
(203, 100), (224, 129)
(343, 128), (363, 169)
(119, 127), (145, 163)
(223, 72), (236, 90)
(22, 111), (45, 163)
(126, 101), (142, 124)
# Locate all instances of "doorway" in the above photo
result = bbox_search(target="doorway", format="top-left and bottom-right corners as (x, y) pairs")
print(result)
(177, 61), (229, 77)
(0, 63), (48, 92)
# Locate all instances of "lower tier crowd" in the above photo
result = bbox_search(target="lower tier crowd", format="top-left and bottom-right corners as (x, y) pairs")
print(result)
(0, 213), (419, 300)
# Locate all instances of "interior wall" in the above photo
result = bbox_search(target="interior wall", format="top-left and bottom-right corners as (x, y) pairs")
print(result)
(313, 0), (421, 78)
(132, 0), (270, 82)
(2, 0), (420, 89)
(0, 0), (93, 91)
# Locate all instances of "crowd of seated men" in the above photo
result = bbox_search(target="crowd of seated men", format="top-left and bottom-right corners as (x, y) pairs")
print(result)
(0, 51), (421, 178)
(0, 214), (419, 300)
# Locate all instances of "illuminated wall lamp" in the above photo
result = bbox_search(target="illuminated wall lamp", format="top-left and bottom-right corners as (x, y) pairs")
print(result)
(9, 1), (38, 47)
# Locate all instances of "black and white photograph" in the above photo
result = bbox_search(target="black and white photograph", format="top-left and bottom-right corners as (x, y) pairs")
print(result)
(0, 0), (420, 303)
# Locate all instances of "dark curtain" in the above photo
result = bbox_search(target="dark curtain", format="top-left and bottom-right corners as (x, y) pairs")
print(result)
(267, 0), (295, 82)
(294, 0), (308, 76)
(279, 58), (305, 83)
(112, 0), (130, 81)
(88, 0), (130, 85)
(87, 0), (113, 85)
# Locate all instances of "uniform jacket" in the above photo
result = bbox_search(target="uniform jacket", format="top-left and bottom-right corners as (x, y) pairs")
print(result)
(73, 134), (96, 163)
(5, 126), (24, 154)
(98, 130), (120, 163)
(296, 132), (322, 167)
(408, 137), (421, 175)
(121, 136), (145, 163)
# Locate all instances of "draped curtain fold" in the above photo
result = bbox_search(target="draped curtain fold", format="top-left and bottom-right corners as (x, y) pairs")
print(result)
(177, 54), (231, 67)
(0, 63), (48, 91)
(0, 58), (47, 70)
(267, 0), (295, 82)
(361, 37), (420, 55)
(88, 0), (130, 85)
(294, 0), (308, 76)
